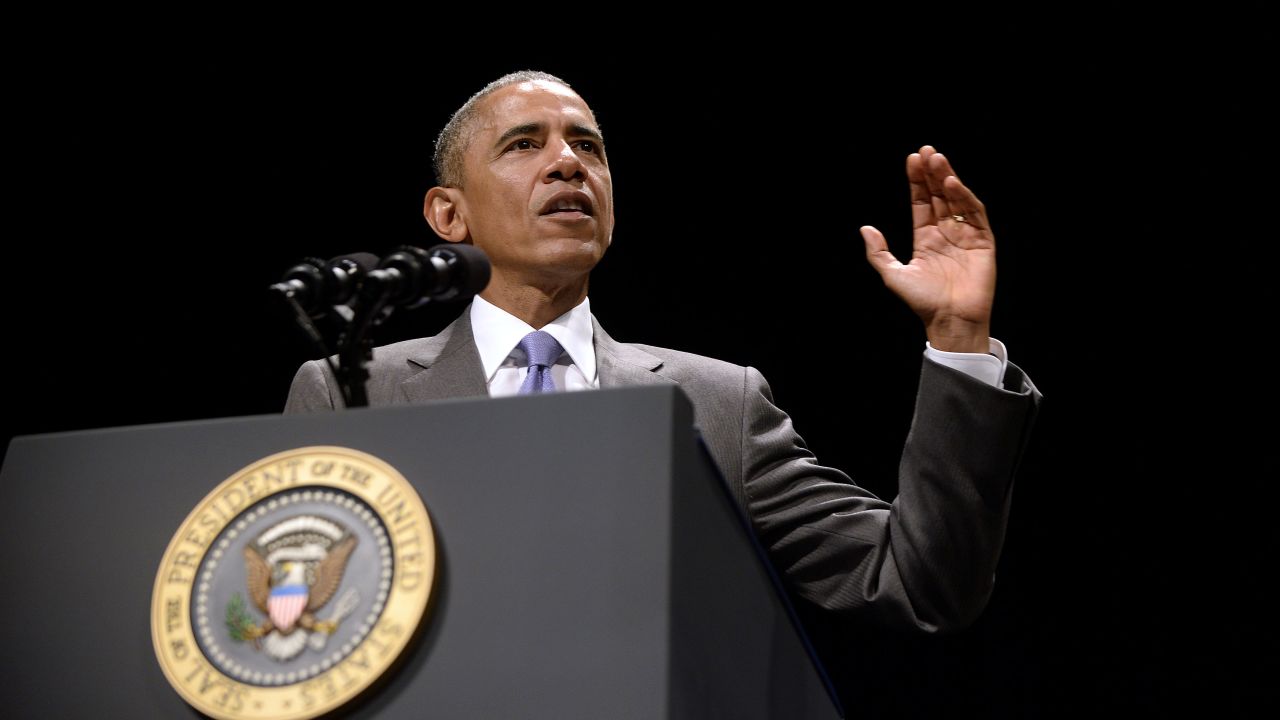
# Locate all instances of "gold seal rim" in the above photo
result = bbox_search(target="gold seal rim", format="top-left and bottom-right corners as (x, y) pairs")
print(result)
(150, 446), (435, 720)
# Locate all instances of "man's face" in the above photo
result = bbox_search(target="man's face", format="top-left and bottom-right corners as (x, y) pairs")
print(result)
(454, 80), (615, 285)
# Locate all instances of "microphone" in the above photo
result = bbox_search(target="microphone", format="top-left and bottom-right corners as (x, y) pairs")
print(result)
(273, 244), (489, 409)
(367, 244), (491, 307)
(271, 252), (380, 315)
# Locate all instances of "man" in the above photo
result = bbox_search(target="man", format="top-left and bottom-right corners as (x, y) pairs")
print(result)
(286, 70), (1040, 633)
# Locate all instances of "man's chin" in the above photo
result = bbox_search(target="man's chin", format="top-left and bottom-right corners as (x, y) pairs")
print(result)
(535, 240), (607, 272)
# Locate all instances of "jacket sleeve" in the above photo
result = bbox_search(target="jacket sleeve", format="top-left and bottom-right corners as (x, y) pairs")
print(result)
(740, 357), (1040, 633)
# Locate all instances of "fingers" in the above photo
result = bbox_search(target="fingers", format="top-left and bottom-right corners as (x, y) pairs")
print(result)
(910, 146), (952, 226)
(908, 152), (934, 229)
(912, 146), (989, 231)
(861, 225), (902, 275)
(920, 146), (953, 221)
(942, 173), (990, 231)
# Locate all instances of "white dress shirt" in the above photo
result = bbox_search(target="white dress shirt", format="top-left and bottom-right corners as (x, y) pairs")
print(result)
(471, 294), (1009, 395)
(472, 295), (599, 397)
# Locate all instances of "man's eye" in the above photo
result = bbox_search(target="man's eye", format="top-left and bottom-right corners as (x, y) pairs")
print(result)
(577, 141), (599, 154)
(510, 139), (535, 151)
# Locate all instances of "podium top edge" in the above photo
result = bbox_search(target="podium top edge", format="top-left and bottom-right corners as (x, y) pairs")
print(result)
(5, 385), (692, 446)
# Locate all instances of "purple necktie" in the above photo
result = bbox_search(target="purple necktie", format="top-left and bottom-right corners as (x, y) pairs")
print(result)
(516, 330), (564, 395)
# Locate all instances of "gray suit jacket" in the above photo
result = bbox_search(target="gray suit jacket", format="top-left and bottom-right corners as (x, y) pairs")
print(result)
(285, 311), (1041, 633)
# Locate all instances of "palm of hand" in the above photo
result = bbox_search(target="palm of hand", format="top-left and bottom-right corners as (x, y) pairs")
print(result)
(888, 214), (995, 326)
(862, 147), (997, 350)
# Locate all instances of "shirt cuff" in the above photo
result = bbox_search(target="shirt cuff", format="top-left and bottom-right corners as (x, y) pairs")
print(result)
(924, 338), (1008, 389)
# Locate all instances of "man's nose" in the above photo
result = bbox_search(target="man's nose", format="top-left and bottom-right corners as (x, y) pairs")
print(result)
(542, 141), (585, 183)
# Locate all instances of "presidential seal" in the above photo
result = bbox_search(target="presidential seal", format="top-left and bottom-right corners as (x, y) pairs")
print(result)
(151, 446), (436, 720)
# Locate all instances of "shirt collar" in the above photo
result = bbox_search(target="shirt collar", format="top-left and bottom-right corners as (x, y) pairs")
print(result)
(470, 294), (597, 383)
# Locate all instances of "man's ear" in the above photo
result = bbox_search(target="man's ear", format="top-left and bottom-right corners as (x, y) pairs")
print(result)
(424, 186), (469, 243)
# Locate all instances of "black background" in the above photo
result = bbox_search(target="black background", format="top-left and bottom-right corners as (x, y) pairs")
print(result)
(4, 12), (1273, 717)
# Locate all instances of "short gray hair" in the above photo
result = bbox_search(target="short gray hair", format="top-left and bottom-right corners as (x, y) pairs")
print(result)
(432, 70), (574, 188)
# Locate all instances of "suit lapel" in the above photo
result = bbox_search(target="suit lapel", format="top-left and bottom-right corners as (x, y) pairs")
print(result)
(592, 316), (674, 389)
(399, 311), (489, 403)
(395, 309), (670, 401)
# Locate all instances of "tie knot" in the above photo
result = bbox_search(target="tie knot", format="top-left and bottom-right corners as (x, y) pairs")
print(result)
(517, 330), (564, 370)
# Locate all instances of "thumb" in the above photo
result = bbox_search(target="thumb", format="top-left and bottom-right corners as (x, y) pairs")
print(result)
(861, 225), (901, 276)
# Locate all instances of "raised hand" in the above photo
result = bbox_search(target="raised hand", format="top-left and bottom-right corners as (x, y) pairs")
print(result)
(861, 146), (996, 354)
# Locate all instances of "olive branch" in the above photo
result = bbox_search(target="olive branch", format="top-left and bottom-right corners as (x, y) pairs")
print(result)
(225, 593), (258, 643)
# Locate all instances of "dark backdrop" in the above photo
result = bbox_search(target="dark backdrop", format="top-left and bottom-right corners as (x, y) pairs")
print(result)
(4, 16), (1272, 718)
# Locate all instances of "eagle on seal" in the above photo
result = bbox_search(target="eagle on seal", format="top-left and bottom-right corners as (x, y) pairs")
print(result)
(240, 516), (357, 649)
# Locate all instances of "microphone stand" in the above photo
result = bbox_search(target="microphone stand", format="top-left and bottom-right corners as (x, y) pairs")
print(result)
(269, 284), (348, 408)
(333, 245), (439, 407)
(273, 244), (489, 409)
(333, 273), (397, 408)
(270, 257), (382, 410)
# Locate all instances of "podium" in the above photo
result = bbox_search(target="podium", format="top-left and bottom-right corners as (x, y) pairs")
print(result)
(0, 386), (842, 719)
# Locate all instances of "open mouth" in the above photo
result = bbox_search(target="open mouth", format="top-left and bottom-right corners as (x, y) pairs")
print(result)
(539, 191), (594, 217)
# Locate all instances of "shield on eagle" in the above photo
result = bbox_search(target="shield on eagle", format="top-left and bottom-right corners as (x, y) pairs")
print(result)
(267, 578), (309, 632)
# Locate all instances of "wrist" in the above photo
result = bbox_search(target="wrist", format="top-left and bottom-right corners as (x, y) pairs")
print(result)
(925, 319), (990, 354)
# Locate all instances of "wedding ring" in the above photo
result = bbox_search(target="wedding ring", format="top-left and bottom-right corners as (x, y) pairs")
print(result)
(952, 214), (967, 223)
